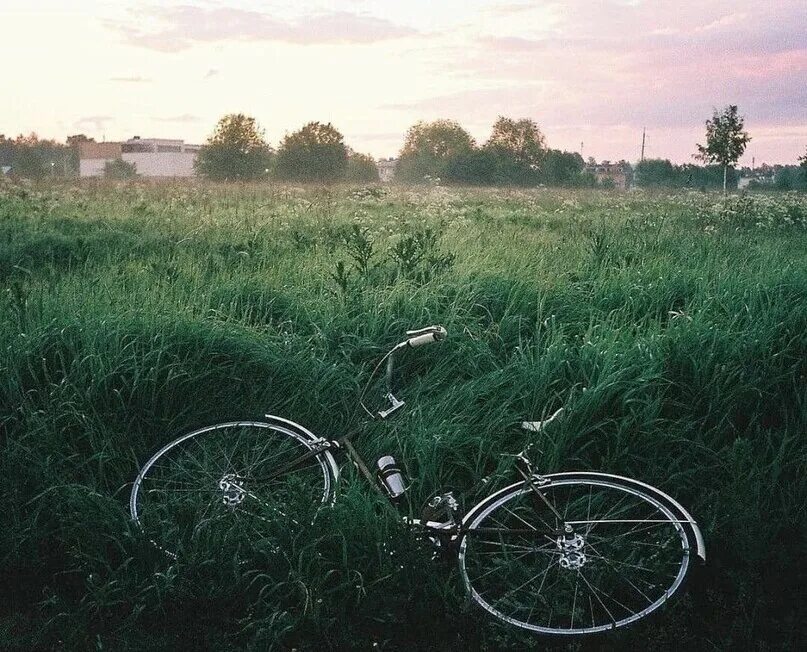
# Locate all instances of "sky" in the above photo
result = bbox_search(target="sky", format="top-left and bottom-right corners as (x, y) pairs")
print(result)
(1, 0), (805, 165)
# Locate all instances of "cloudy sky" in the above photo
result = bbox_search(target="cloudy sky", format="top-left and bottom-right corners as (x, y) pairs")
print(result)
(2, 0), (805, 164)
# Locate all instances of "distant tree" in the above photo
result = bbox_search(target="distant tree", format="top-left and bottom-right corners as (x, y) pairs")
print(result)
(104, 158), (138, 180)
(635, 159), (677, 187)
(10, 133), (73, 179)
(688, 164), (738, 190)
(444, 148), (498, 185)
(196, 114), (272, 181)
(772, 165), (807, 191)
(274, 122), (348, 183)
(484, 117), (546, 185)
(799, 148), (807, 182)
(0, 135), (12, 171)
(396, 120), (475, 182)
(540, 150), (588, 186)
(634, 159), (736, 190)
(696, 105), (751, 193)
(66, 134), (94, 147)
(345, 151), (379, 182)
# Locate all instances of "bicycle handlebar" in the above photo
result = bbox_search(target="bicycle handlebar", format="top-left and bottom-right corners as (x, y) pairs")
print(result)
(405, 325), (447, 348)
(360, 325), (448, 419)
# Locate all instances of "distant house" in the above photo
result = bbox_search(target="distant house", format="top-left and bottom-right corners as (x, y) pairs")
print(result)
(738, 163), (775, 189)
(377, 158), (397, 183)
(586, 160), (632, 189)
(79, 137), (200, 178)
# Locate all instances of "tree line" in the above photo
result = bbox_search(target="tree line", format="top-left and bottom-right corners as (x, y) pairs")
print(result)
(194, 114), (600, 187)
(0, 133), (78, 179)
(394, 117), (599, 187)
(2, 105), (805, 189)
(195, 107), (806, 192)
(634, 159), (740, 189)
(194, 114), (379, 183)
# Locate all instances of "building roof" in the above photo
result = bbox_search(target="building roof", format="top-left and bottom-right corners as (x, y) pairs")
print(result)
(121, 137), (200, 154)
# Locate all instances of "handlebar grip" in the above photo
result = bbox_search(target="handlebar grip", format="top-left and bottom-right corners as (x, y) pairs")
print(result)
(407, 333), (437, 347)
(406, 326), (447, 348)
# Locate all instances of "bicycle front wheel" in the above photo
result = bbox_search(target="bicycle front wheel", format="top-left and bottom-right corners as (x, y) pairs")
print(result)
(459, 473), (699, 636)
(130, 418), (338, 559)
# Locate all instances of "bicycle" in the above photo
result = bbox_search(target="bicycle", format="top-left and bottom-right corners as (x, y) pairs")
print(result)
(130, 325), (706, 637)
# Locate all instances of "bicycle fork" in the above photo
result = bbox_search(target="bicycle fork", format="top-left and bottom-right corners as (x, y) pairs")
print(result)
(514, 453), (589, 568)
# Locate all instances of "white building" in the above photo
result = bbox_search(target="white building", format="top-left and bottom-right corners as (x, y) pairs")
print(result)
(79, 137), (200, 178)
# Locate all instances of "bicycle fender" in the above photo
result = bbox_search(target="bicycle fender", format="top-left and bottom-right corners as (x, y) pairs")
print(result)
(462, 471), (706, 564)
(262, 413), (324, 443)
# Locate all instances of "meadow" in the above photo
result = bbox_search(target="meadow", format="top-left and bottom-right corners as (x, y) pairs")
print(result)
(1, 179), (805, 650)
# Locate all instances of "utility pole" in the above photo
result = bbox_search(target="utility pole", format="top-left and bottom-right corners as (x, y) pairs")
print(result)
(640, 127), (646, 162)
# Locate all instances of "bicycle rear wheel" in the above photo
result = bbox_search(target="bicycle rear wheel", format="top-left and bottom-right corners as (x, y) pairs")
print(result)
(459, 473), (700, 636)
(130, 418), (338, 559)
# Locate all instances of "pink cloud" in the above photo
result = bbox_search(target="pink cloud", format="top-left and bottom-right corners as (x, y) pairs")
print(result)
(394, 0), (806, 163)
(109, 5), (418, 52)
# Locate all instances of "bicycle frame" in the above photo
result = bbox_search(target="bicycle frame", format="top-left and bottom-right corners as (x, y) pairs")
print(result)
(244, 329), (576, 541)
(246, 327), (706, 565)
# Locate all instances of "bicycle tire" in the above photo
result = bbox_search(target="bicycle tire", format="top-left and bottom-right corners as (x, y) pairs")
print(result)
(459, 472), (703, 636)
(130, 416), (339, 558)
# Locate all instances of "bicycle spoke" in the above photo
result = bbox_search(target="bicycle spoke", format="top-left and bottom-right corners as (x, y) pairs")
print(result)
(460, 477), (693, 634)
(578, 569), (617, 626)
(132, 422), (333, 559)
(586, 541), (654, 605)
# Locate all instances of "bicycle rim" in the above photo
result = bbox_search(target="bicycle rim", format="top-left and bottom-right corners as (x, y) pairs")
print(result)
(130, 421), (337, 558)
(459, 476), (692, 636)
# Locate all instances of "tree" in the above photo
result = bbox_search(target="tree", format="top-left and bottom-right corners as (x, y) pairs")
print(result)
(540, 150), (588, 186)
(345, 151), (379, 182)
(444, 148), (498, 185)
(10, 133), (73, 179)
(695, 105), (751, 193)
(799, 148), (807, 182)
(396, 120), (475, 182)
(0, 135), (12, 171)
(484, 117), (546, 185)
(104, 158), (138, 180)
(772, 165), (807, 191)
(635, 159), (677, 187)
(687, 164), (738, 190)
(274, 122), (348, 183)
(195, 114), (272, 181)
(66, 134), (94, 148)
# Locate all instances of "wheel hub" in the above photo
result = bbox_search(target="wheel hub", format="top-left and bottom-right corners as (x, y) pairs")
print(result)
(557, 532), (587, 569)
(218, 474), (246, 507)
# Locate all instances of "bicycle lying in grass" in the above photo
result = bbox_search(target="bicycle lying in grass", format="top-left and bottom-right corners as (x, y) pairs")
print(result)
(130, 326), (705, 637)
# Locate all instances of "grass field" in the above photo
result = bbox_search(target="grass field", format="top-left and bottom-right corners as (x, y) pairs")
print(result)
(1, 180), (806, 650)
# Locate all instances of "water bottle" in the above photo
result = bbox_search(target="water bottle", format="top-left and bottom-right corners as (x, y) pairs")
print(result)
(376, 456), (407, 500)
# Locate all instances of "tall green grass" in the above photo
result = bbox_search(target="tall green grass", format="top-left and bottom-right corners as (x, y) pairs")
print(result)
(1, 180), (805, 649)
